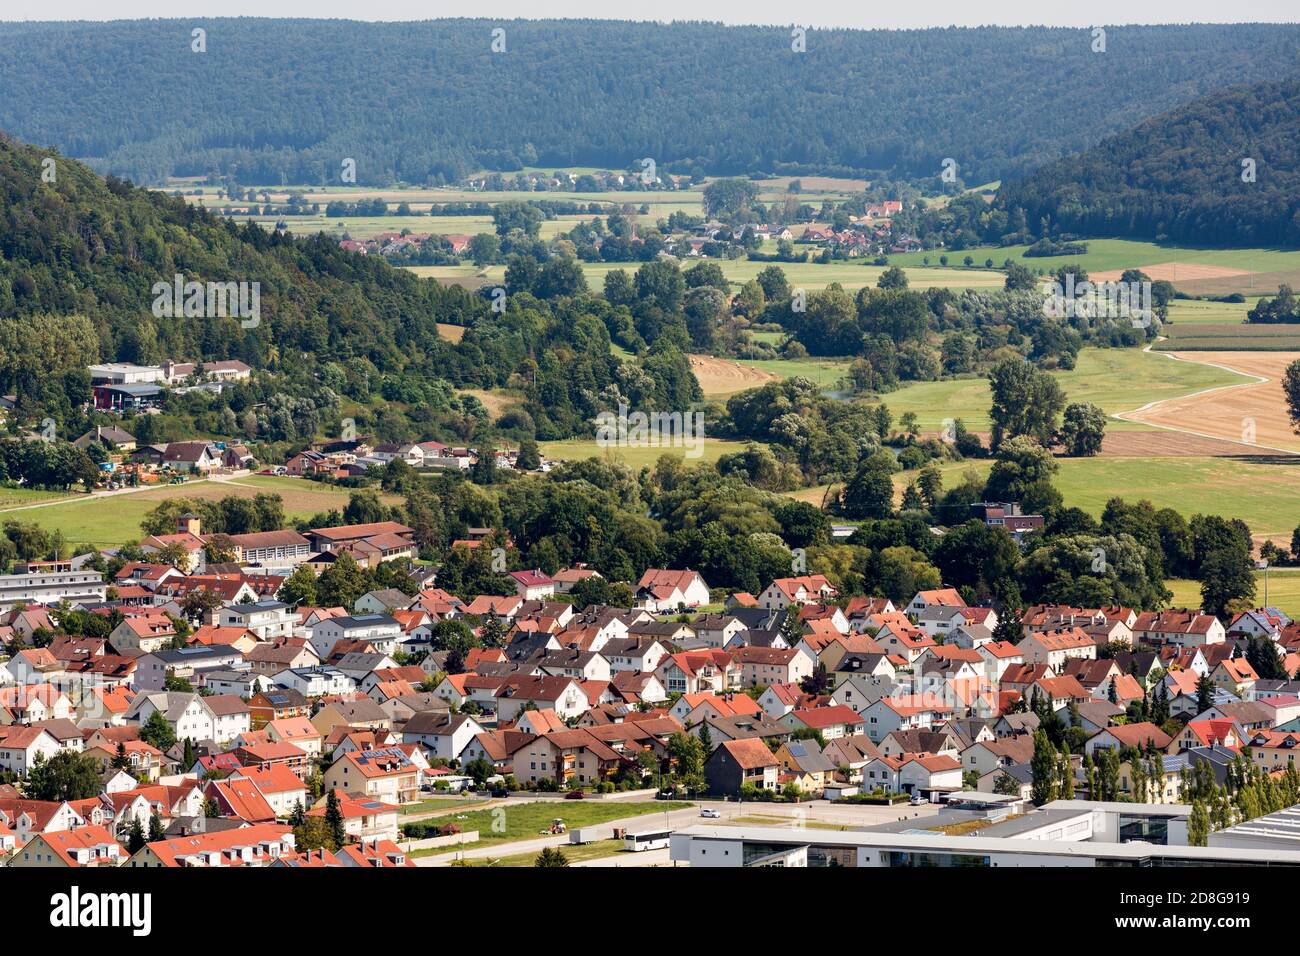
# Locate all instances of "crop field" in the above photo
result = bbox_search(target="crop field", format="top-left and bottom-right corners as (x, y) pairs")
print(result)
(691, 353), (856, 399)
(1121, 350), (1300, 452)
(1152, 322), (1300, 351)
(881, 346), (1247, 434)
(0, 486), (80, 511)
(884, 238), (1300, 290)
(1163, 299), (1260, 325)
(457, 259), (1005, 293)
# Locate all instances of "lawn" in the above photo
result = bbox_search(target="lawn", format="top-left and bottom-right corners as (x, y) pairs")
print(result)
(400, 796), (491, 816)
(464, 837), (627, 866)
(409, 800), (691, 854)
(879, 346), (1247, 433)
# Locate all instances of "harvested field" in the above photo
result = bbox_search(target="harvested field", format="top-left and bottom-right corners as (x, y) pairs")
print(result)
(1096, 430), (1280, 458)
(436, 323), (466, 342)
(689, 355), (782, 398)
(1174, 267), (1300, 298)
(1091, 261), (1250, 284)
(1118, 351), (1300, 453)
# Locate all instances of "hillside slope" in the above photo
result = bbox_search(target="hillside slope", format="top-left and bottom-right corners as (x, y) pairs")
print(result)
(996, 75), (1300, 247)
(2, 19), (1299, 185)
(0, 132), (481, 385)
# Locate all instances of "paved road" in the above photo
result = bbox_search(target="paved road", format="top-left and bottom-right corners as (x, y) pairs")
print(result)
(413, 798), (942, 867)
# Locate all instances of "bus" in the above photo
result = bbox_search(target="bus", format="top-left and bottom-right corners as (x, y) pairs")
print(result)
(624, 829), (672, 852)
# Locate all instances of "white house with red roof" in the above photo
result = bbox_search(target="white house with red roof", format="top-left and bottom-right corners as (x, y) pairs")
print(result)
(899, 753), (963, 798)
(9, 824), (125, 867)
(1017, 627), (1097, 668)
(0, 726), (61, 774)
(635, 569), (710, 612)
(1228, 607), (1290, 640)
(778, 704), (865, 740)
(656, 649), (735, 695)
(906, 588), (966, 616)
(874, 619), (937, 664)
(860, 694), (953, 742)
(1132, 609), (1226, 648)
(757, 575), (837, 610)
(509, 569), (556, 600)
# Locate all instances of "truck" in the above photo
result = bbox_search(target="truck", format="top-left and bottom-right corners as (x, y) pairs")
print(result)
(569, 827), (601, 845)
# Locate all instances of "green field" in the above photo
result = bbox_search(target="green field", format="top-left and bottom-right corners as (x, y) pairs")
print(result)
(400, 796), (490, 816)
(1166, 571), (1300, 616)
(408, 800), (690, 854)
(921, 456), (1300, 541)
(1164, 299), (1259, 325)
(878, 346), (1248, 433)
(9, 476), (363, 548)
(539, 437), (756, 468)
(885, 238), (1300, 277)
(457, 259), (1005, 293)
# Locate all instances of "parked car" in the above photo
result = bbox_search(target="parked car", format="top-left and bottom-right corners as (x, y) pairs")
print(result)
(565, 789), (586, 800)
(909, 793), (926, 806)
(700, 807), (721, 818)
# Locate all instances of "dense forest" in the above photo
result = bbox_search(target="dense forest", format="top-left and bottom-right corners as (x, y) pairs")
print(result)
(995, 75), (1300, 247)
(0, 134), (696, 444)
(2, 20), (1299, 186)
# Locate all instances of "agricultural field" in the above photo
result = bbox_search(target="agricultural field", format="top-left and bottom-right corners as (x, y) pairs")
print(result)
(0, 486), (80, 511)
(881, 346), (1248, 434)
(6, 475), (400, 549)
(1166, 571), (1300, 617)
(539, 437), (758, 469)
(884, 238), (1300, 295)
(1152, 323), (1300, 351)
(891, 455), (1300, 549)
(1122, 350), (1300, 452)
(460, 258), (1005, 293)
(689, 353), (857, 399)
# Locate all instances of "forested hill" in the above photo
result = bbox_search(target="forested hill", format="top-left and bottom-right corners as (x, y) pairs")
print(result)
(2, 20), (1299, 186)
(0, 133), (481, 383)
(995, 75), (1300, 247)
